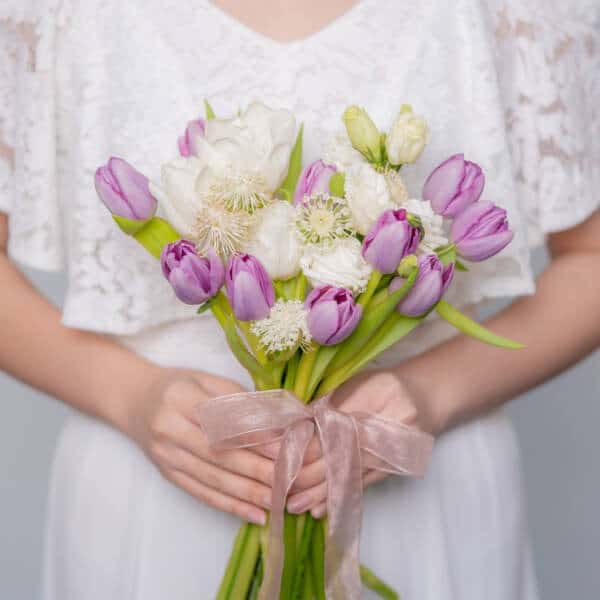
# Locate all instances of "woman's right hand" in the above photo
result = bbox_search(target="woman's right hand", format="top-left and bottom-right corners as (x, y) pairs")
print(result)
(125, 368), (275, 525)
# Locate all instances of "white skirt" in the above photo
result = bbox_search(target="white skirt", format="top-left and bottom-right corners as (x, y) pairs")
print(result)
(41, 316), (539, 600)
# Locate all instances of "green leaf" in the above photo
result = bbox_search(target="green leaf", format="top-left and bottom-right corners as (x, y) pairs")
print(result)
(204, 99), (216, 120)
(112, 214), (151, 235)
(435, 243), (457, 267)
(328, 172), (346, 197)
(360, 564), (399, 600)
(278, 124), (304, 202)
(196, 298), (216, 314)
(455, 259), (469, 272)
(132, 217), (181, 259)
(436, 300), (525, 349)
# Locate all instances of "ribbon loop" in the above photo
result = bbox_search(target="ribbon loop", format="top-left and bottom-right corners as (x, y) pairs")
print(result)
(196, 390), (434, 600)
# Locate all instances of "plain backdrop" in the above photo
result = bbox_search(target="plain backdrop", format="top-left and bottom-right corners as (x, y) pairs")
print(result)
(1, 247), (599, 599)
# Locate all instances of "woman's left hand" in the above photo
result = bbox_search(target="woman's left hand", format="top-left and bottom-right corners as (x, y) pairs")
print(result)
(285, 369), (432, 519)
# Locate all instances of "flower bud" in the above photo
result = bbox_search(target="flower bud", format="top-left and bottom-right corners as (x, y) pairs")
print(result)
(342, 106), (383, 164)
(293, 160), (337, 206)
(385, 105), (428, 165)
(391, 254), (454, 316)
(450, 201), (513, 262)
(95, 157), (157, 222)
(305, 285), (362, 346)
(362, 209), (421, 274)
(226, 254), (275, 321)
(178, 118), (206, 157)
(423, 154), (485, 217)
(161, 240), (224, 305)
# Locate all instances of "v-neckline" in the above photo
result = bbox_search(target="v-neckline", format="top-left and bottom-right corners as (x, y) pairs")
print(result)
(206, 0), (366, 47)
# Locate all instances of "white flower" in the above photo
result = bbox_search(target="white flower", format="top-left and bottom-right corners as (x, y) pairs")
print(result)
(385, 106), (429, 165)
(322, 133), (367, 172)
(402, 198), (448, 254)
(300, 237), (372, 294)
(385, 169), (409, 205)
(251, 300), (311, 355)
(344, 163), (398, 235)
(295, 194), (353, 245)
(243, 201), (301, 280)
(150, 102), (297, 257)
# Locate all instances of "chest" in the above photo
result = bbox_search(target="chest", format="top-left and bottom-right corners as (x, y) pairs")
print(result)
(55, 0), (497, 178)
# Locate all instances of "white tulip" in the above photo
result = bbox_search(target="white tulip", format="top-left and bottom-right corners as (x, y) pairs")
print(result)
(344, 163), (397, 235)
(300, 237), (372, 294)
(243, 201), (301, 280)
(385, 106), (429, 165)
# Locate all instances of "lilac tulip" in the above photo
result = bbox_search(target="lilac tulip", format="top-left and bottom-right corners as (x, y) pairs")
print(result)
(362, 209), (421, 274)
(161, 240), (224, 305)
(305, 285), (362, 346)
(423, 154), (485, 217)
(226, 254), (275, 321)
(178, 118), (206, 157)
(95, 157), (157, 221)
(293, 160), (337, 206)
(391, 254), (454, 317)
(450, 201), (514, 262)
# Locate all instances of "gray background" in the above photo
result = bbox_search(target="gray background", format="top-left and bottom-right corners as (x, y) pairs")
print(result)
(1, 248), (599, 599)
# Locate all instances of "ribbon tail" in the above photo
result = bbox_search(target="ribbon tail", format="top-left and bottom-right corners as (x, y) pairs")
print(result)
(315, 404), (364, 600)
(259, 420), (314, 600)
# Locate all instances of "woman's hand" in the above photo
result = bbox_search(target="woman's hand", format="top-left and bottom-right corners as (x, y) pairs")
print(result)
(286, 370), (431, 519)
(125, 368), (275, 525)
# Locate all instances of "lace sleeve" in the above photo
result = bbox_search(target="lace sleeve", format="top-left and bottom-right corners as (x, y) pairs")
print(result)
(489, 0), (600, 247)
(0, 1), (65, 270)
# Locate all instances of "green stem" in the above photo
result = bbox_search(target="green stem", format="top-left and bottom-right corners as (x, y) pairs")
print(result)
(228, 525), (262, 600)
(284, 353), (300, 391)
(310, 519), (326, 600)
(280, 512), (298, 599)
(293, 347), (319, 402)
(246, 556), (263, 600)
(290, 515), (316, 599)
(357, 271), (382, 307)
(216, 523), (250, 600)
(360, 565), (400, 600)
(305, 346), (339, 400)
(301, 563), (314, 600)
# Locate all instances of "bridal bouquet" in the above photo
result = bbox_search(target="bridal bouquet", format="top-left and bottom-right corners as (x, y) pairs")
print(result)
(95, 100), (520, 599)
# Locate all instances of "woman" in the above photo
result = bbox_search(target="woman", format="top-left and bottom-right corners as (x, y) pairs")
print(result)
(1, 0), (599, 598)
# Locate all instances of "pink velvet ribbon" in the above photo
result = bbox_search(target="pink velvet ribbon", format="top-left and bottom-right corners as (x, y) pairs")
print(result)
(197, 390), (434, 600)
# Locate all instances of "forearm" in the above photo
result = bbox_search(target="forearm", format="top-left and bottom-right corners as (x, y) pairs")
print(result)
(398, 249), (600, 434)
(0, 252), (161, 433)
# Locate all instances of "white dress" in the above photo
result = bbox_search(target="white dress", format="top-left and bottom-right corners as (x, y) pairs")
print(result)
(1, 1), (599, 599)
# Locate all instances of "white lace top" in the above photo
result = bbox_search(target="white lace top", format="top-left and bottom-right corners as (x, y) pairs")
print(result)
(1, 0), (599, 335)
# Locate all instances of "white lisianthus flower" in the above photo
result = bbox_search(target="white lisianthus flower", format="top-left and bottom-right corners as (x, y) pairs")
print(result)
(243, 201), (301, 280)
(403, 198), (448, 254)
(300, 237), (372, 294)
(344, 163), (398, 235)
(322, 133), (367, 172)
(150, 102), (297, 257)
(385, 105), (429, 166)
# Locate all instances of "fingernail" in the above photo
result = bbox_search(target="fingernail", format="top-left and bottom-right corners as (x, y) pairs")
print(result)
(248, 509), (266, 526)
(311, 505), (325, 519)
(287, 493), (310, 514)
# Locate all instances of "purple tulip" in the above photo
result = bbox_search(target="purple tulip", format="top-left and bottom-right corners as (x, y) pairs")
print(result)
(423, 154), (485, 217)
(293, 160), (337, 206)
(391, 254), (454, 317)
(305, 286), (362, 346)
(362, 209), (421, 274)
(226, 254), (275, 321)
(450, 201), (514, 262)
(161, 240), (224, 305)
(178, 118), (206, 157)
(95, 157), (157, 221)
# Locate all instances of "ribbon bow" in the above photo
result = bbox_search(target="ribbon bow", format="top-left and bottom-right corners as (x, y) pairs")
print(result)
(197, 390), (434, 600)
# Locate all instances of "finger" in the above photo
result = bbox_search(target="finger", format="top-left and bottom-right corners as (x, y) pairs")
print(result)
(251, 434), (322, 464)
(308, 471), (389, 520)
(166, 468), (266, 526)
(251, 440), (281, 460)
(290, 457), (326, 493)
(174, 416), (275, 486)
(286, 479), (327, 515)
(167, 445), (273, 511)
(363, 469), (388, 489)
